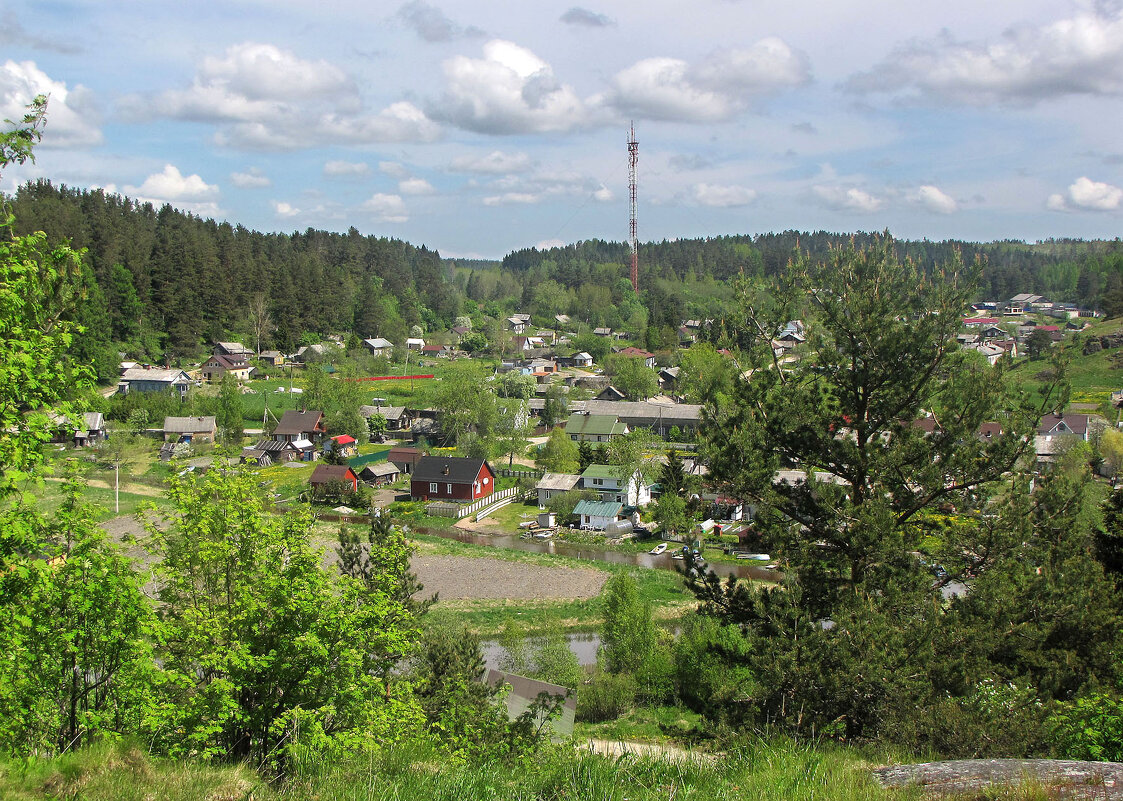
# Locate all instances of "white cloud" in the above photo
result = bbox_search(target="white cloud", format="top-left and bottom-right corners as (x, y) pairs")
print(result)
(1047, 176), (1123, 211)
(0, 60), (102, 147)
(123, 164), (221, 216)
(230, 168), (270, 188)
(536, 238), (566, 249)
(272, 200), (301, 218)
(848, 10), (1123, 105)
(607, 39), (810, 122)
(434, 40), (588, 134)
(378, 161), (410, 178)
(449, 150), (532, 174)
(693, 182), (757, 208)
(397, 1), (484, 42)
(910, 184), (958, 214)
(142, 42), (438, 150)
(324, 160), (370, 177)
(361, 193), (408, 222)
(560, 8), (614, 28)
(812, 185), (884, 213)
(593, 185), (613, 202)
(483, 192), (539, 206)
(399, 177), (435, 195)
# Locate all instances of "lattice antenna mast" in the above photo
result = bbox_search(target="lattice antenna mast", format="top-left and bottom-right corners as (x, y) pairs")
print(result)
(627, 122), (639, 293)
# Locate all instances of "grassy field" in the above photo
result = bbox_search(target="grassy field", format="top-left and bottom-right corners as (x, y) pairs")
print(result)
(0, 738), (938, 801)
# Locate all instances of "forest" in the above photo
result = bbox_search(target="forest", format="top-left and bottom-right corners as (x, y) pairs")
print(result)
(9, 179), (1123, 381)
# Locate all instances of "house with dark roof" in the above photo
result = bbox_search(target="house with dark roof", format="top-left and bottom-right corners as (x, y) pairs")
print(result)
(1037, 413), (1090, 441)
(310, 464), (359, 494)
(201, 353), (251, 382)
(410, 456), (496, 502)
(272, 410), (326, 444)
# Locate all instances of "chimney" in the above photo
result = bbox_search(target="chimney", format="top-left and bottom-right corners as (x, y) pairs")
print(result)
(442, 464), (450, 475)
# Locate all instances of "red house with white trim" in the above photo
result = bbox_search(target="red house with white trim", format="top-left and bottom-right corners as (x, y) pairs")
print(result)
(410, 456), (496, 502)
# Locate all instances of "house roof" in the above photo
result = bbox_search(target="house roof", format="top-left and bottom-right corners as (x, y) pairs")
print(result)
(274, 410), (325, 436)
(574, 352), (593, 361)
(363, 337), (393, 349)
(215, 341), (251, 353)
(581, 464), (632, 481)
(360, 462), (400, 478)
(413, 456), (492, 484)
(536, 472), (581, 492)
(310, 464), (356, 484)
(163, 416), (217, 433)
(565, 413), (627, 437)
(361, 405), (408, 420)
(573, 499), (623, 518)
(332, 435), (357, 445)
(1038, 413), (1089, 436)
(205, 353), (248, 369)
(388, 446), (424, 461)
(120, 367), (190, 383)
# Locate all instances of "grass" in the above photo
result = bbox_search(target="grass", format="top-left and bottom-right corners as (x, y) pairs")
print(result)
(0, 737), (932, 801)
(575, 705), (708, 744)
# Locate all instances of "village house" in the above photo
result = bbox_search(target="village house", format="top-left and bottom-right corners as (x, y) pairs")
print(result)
(405, 337), (425, 351)
(1037, 413), (1091, 441)
(50, 411), (107, 447)
(410, 456), (496, 502)
(163, 416), (217, 443)
(118, 367), (192, 399)
(573, 499), (624, 530)
(565, 412), (629, 442)
(309, 464), (359, 494)
(580, 464), (652, 507)
(535, 472), (581, 507)
(593, 327), (613, 337)
(388, 446), (426, 474)
(359, 462), (400, 486)
(258, 350), (285, 366)
(616, 346), (656, 369)
(272, 410), (327, 444)
(213, 341), (254, 358)
(360, 405), (412, 432)
(362, 337), (394, 356)
(506, 316), (527, 333)
(325, 434), (358, 458)
(201, 352), (251, 382)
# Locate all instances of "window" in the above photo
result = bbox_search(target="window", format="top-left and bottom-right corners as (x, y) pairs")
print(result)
(483, 477), (489, 484)
(447, 484), (453, 494)
(429, 483), (438, 493)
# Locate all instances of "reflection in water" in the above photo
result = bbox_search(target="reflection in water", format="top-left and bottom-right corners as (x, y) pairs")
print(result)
(481, 632), (602, 671)
(416, 526), (779, 583)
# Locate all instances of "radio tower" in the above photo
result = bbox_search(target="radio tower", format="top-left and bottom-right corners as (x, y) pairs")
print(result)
(627, 122), (639, 294)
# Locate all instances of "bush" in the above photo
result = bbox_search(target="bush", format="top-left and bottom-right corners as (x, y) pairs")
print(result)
(1049, 692), (1123, 762)
(673, 616), (756, 718)
(576, 668), (636, 723)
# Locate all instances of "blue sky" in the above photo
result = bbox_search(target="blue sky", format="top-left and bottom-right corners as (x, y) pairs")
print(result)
(3, 0), (1123, 257)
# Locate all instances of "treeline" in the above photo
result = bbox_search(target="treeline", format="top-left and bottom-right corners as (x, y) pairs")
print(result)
(502, 232), (1123, 312)
(7, 181), (461, 374)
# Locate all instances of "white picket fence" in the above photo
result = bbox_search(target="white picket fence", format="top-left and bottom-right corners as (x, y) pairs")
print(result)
(426, 486), (520, 519)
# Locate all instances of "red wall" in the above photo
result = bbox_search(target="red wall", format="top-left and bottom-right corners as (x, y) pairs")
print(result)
(411, 463), (496, 501)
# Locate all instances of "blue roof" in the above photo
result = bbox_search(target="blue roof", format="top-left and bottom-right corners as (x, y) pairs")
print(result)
(573, 499), (623, 518)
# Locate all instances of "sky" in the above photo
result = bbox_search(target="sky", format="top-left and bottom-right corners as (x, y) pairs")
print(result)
(2, 0), (1123, 259)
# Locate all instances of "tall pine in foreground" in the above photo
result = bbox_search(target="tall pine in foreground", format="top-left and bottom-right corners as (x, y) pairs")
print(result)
(687, 237), (1122, 750)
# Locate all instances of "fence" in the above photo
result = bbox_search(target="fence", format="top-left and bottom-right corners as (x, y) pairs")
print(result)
(498, 468), (541, 479)
(426, 486), (520, 519)
(348, 449), (390, 469)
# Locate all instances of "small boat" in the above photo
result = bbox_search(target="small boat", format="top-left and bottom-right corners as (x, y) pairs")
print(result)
(671, 553), (685, 560)
(764, 562), (780, 570)
(649, 542), (668, 555)
(736, 552), (771, 561)
(533, 530), (555, 540)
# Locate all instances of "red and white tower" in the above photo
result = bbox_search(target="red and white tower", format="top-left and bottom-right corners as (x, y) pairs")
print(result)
(627, 122), (639, 294)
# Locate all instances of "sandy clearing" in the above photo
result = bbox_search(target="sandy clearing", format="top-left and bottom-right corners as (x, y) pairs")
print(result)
(412, 554), (607, 600)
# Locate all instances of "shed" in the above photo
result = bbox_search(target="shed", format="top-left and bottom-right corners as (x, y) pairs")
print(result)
(573, 499), (623, 530)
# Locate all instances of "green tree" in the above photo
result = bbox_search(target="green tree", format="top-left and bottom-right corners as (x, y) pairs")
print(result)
(496, 370), (535, 400)
(496, 398), (532, 467)
(1026, 327), (1053, 360)
(216, 374), (244, 445)
(677, 342), (735, 405)
(0, 467), (154, 755)
(149, 468), (423, 761)
(605, 354), (658, 400)
(541, 383), (569, 428)
(599, 573), (656, 675)
(537, 427), (580, 474)
(460, 330), (487, 353)
(433, 360), (498, 448)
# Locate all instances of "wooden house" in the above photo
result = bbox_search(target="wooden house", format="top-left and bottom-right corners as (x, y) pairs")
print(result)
(410, 456), (496, 502)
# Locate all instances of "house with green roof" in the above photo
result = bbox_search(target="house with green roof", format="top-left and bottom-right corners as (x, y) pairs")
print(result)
(573, 499), (624, 530)
(564, 412), (629, 442)
(580, 464), (653, 507)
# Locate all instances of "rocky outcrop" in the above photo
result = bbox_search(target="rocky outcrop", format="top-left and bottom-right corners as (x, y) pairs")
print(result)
(873, 759), (1123, 799)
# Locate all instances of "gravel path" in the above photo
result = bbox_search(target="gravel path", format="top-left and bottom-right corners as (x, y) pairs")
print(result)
(873, 759), (1123, 799)
(412, 554), (608, 600)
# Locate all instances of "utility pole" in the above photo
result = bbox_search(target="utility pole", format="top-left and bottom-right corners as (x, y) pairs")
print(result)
(628, 122), (639, 294)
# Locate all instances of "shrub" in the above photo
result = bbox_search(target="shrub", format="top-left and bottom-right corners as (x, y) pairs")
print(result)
(575, 668), (636, 723)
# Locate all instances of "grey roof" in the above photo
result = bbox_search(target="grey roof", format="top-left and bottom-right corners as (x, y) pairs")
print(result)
(163, 416), (216, 434)
(360, 405), (407, 420)
(361, 462), (400, 478)
(536, 472), (581, 492)
(363, 337), (394, 349)
(274, 410), (324, 436)
(120, 367), (190, 384)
